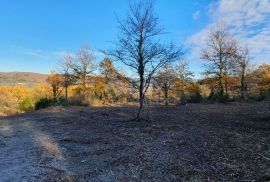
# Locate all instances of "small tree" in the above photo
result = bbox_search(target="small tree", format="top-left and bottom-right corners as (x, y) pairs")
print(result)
(201, 25), (237, 97)
(174, 61), (194, 100)
(153, 64), (176, 106)
(59, 53), (74, 100)
(106, 0), (183, 120)
(99, 57), (115, 82)
(99, 57), (116, 103)
(73, 45), (96, 88)
(234, 47), (250, 100)
(46, 71), (62, 100)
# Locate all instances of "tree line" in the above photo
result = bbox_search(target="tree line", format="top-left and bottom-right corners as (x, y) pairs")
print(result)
(1, 0), (269, 118)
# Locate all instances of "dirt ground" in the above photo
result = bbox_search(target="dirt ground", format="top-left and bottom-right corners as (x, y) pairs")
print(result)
(0, 102), (270, 181)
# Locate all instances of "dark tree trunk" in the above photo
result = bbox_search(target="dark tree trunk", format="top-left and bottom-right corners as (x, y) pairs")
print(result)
(53, 88), (57, 100)
(164, 88), (168, 106)
(240, 70), (246, 100)
(137, 71), (144, 120)
(219, 74), (224, 96)
(65, 86), (68, 100)
(136, 32), (144, 121)
(224, 66), (228, 96)
(225, 76), (228, 95)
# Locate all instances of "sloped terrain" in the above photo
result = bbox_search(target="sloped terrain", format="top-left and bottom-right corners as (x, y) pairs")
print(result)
(0, 102), (269, 181)
(0, 72), (47, 86)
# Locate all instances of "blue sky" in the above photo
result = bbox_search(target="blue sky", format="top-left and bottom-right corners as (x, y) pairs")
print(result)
(0, 0), (269, 77)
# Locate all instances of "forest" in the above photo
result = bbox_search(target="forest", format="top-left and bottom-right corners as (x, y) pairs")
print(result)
(0, 0), (270, 181)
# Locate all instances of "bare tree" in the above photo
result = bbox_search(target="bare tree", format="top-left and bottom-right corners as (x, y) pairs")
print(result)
(234, 47), (250, 100)
(174, 60), (194, 99)
(73, 45), (96, 87)
(175, 61), (194, 82)
(201, 25), (237, 97)
(59, 53), (74, 100)
(153, 64), (176, 106)
(105, 0), (183, 120)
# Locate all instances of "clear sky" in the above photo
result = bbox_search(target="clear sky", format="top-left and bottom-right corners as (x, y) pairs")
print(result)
(0, 0), (269, 78)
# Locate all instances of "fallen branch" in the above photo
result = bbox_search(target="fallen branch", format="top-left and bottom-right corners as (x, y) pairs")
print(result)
(259, 154), (270, 161)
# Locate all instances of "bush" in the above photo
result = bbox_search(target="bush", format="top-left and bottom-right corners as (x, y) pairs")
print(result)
(35, 98), (52, 110)
(179, 95), (188, 105)
(35, 97), (69, 110)
(189, 91), (202, 103)
(69, 95), (89, 106)
(208, 92), (230, 103)
(19, 97), (34, 112)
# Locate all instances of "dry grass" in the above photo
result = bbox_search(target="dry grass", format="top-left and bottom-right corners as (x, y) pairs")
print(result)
(0, 102), (269, 181)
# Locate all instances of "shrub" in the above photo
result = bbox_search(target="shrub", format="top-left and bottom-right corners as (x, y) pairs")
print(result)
(208, 92), (230, 103)
(35, 98), (52, 110)
(69, 95), (89, 106)
(179, 95), (188, 105)
(35, 97), (69, 110)
(189, 91), (202, 103)
(19, 97), (34, 112)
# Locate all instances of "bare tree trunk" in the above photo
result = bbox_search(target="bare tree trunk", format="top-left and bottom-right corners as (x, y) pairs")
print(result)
(65, 85), (68, 100)
(137, 72), (144, 120)
(137, 98), (144, 120)
(137, 96), (144, 120)
(240, 70), (246, 100)
(225, 74), (228, 95)
(219, 74), (224, 96)
(136, 32), (145, 121)
(53, 89), (57, 100)
(164, 89), (168, 106)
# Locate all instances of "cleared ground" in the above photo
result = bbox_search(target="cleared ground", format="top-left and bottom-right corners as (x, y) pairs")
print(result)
(0, 102), (269, 181)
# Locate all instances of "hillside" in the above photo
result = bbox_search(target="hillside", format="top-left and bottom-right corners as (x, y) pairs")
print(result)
(0, 72), (48, 86)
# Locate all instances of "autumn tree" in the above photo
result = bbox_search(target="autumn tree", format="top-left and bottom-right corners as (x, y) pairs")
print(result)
(251, 64), (270, 97)
(59, 53), (74, 100)
(46, 71), (63, 100)
(73, 45), (96, 88)
(153, 64), (176, 106)
(99, 57), (116, 103)
(106, 0), (183, 119)
(99, 57), (116, 83)
(185, 83), (202, 103)
(201, 25), (237, 97)
(174, 61), (194, 100)
(234, 47), (250, 100)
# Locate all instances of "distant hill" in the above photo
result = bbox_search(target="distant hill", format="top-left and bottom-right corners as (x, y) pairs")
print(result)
(0, 72), (48, 86)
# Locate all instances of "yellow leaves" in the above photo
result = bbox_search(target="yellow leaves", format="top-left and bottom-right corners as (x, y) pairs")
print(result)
(0, 83), (52, 115)
(186, 83), (202, 94)
(262, 72), (270, 81)
(12, 84), (31, 101)
(32, 83), (52, 99)
(46, 71), (63, 85)
(259, 71), (270, 93)
(0, 85), (31, 103)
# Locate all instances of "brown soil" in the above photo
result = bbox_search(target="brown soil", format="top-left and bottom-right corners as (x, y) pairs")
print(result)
(0, 102), (269, 181)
